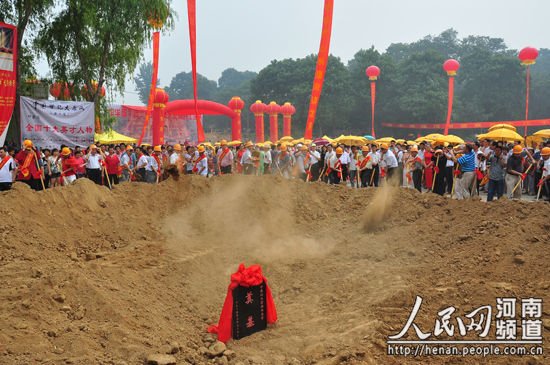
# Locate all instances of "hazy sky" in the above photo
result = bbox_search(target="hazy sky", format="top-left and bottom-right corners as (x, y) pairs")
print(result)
(38, 0), (549, 105)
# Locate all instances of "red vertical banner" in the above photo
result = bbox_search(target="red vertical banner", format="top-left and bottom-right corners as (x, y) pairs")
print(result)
(0, 23), (17, 146)
(524, 65), (531, 136)
(443, 76), (455, 136)
(138, 31), (160, 145)
(303, 0), (334, 139)
(370, 81), (376, 138)
(187, 0), (205, 142)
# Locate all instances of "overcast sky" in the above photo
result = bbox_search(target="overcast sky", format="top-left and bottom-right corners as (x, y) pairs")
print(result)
(38, 0), (549, 105)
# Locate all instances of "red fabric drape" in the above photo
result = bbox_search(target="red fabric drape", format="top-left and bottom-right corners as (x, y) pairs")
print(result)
(138, 31), (160, 145)
(187, 0), (205, 142)
(0, 22), (17, 146)
(208, 264), (277, 343)
(303, 0), (334, 139)
(443, 76), (455, 136)
(524, 65), (531, 137)
(370, 81), (376, 138)
(254, 114), (264, 143)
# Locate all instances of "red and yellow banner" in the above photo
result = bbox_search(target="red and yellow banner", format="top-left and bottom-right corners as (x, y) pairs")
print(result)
(138, 31), (160, 146)
(187, 0), (205, 143)
(0, 23), (18, 146)
(383, 119), (550, 130)
(304, 0), (334, 139)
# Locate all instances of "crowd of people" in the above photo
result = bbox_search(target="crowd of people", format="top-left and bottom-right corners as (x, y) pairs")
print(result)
(1, 138), (549, 202)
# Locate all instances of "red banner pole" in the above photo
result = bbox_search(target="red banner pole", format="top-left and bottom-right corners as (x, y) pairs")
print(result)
(370, 81), (376, 138)
(443, 76), (455, 135)
(138, 31), (160, 146)
(524, 65), (531, 137)
(303, 0), (334, 139)
(187, 0), (205, 143)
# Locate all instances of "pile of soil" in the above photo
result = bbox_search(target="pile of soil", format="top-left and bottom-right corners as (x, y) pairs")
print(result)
(0, 176), (548, 364)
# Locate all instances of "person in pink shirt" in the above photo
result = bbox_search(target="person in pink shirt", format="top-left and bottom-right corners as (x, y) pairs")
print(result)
(105, 146), (121, 184)
(73, 151), (86, 179)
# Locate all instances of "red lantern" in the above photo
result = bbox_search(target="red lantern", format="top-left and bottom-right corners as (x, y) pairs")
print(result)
(81, 80), (106, 99)
(280, 102), (296, 137)
(518, 47), (539, 66)
(49, 82), (71, 100)
(228, 96), (245, 141)
(152, 88), (169, 146)
(366, 65), (380, 81)
(443, 59), (460, 77)
(250, 100), (266, 143)
(153, 88), (169, 105)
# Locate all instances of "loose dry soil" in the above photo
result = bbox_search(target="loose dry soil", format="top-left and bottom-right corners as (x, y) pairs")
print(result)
(0, 176), (549, 365)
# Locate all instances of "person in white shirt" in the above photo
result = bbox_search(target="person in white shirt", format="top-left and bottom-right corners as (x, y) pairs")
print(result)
(194, 145), (208, 176)
(348, 146), (359, 188)
(135, 148), (148, 182)
(145, 146), (162, 184)
(339, 146), (351, 182)
(0, 146), (17, 191)
(120, 145), (134, 182)
(217, 140), (234, 175)
(240, 141), (254, 175)
(262, 144), (272, 174)
(84, 144), (103, 185)
(184, 146), (194, 174)
(308, 144), (321, 181)
(328, 147), (344, 184)
(444, 148), (455, 194)
(366, 144), (381, 187)
(380, 143), (398, 184)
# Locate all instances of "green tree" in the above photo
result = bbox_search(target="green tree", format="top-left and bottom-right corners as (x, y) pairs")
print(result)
(134, 62), (160, 105)
(36, 0), (173, 131)
(165, 71), (218, 100)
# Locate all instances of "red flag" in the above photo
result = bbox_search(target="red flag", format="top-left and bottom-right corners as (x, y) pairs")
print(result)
(443, 76), (455, 135)
(138, 31), (160, 146)
(0, 23), (17, 146)
(303, 0), (334, 139)
(187, 0), (205, 142)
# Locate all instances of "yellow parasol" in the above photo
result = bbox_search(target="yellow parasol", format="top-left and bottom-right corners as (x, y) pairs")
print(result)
(423, 133), (445, 141)
(432, 134), (465, 145)
(94, 130), (137, 144)
(533, 129), (550, 139)
(228, 140), (242, 147)
(322, 135), (335, 143)
(406, 140), (417, 146)
(200, 142), (215, 150)
(396, 139), (406, 145)
(375, 137), (396, 144)
(488, 123), (516, 132)
(279, 136), (294, 143)
(477, 128), (524, 142)
(335, 135), (367, 146)
(526, 135), (544, 147)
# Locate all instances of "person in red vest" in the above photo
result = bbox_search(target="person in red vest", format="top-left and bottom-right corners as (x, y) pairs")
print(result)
(60, 147), (77, 186)
(15, 139), (44, 190)
(105, 146), (121, 185)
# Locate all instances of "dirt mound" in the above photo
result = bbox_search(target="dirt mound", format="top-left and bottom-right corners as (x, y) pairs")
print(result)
(1, 176), (549, 364)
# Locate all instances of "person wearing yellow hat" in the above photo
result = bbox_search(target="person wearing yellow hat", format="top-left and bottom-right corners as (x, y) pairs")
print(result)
(431, 148), (448, 196)
(294, 145), (309, 181)
(59, 147), (78, 186)
(357, 146), (370, 187)
(504, 144), (525, 199)
(145, 145), (162, 183)
(240, 141), (255, 175)
(308, 144), (321, 181)
(216, 139), (233, 175)
(84, 143), (103, 185)
(262, 143), (272, 175)
(365, 144), (381, 187)
(15, 139), (45, 190)
(537, 146), (550, 201)
(276, 144), (291, 178)
(406, 145), (425, 192)
(193, 145), (208, 176)
(120, 145), (134, 182)
(326, 147), (344, 184)
(380, 142), (399, 185)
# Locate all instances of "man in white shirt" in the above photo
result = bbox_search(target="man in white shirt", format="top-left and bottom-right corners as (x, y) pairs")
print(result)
(262, 144), (272, 174)
(366, 144), (381, 187)
(308, 144), (321, 181)
(240, 141), (254, 175)
(146, 146), (162, 184)
(184, 146), (194, 174)
(328, 147), (344, 184)
(0, 146), (17, 191)
(84, 144), (103, 185)
(339, 145), (351, 182)
(217, 140), (234, 175)
(194, 145), (208, 176)
(380, 143), (399, 184)
(135, 148), (148, 182)
(120, 145), (134, 182)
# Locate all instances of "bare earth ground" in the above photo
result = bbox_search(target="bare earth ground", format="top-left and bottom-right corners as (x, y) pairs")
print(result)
(0, 176), (548, 365)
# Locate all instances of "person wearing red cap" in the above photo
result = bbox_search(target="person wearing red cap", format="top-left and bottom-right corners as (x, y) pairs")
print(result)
(15, 139), (44, 190)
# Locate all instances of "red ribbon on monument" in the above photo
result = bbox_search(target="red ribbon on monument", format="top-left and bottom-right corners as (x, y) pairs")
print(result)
(138, 31), (160, 146)
(0, 23), (18, 146)
(187, 0), (205, 143)
(303, 0), (334, 140)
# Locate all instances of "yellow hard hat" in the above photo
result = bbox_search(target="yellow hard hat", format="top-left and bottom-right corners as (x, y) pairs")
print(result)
(361, 146), (370, 152)
(335, 147), (343, 154)
(220, 139), (228, 146)
(410, 146), (419, 152)
(61, 147), (71, 156)
(541, 147), (550, 156)
(280, 145), (287, 152)
(89, 144), (98, 150)
(126, 145), (134, 151)
(512, 145), (523, 155)
(380, 143), (389, 150)
(173, 143), (182, 151)
(245, 141), (253, 148)
(23, 139), (33, 149)
(197, 145), (205, 153)
(154, 145), (162, 152)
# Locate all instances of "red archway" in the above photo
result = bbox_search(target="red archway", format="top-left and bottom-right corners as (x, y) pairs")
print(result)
(165, 99), (240, 142)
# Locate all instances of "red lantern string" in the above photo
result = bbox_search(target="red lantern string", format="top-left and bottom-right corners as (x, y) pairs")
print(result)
(138, 31), (160, 146)
(187, 0), (205, 143)
(303, 0), (334, 139)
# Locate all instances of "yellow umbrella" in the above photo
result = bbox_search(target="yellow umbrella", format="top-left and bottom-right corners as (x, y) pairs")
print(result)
(478, 128), (524, 142)
(406, 140), (417, 146)
(228, 140), (242, 147)
(335, 135), (367, 146)
(322, 135), (335, 143)
(526, 135), (544, 147)
(488, 123), (516, 132)
(533, 129), (550, 138)
(94, 130), (137, 144)
(433, 134), (465, 145)
(396, 139), (406, 145)
(423, 133), (445, 141)
(279, 136), (294, 142)
(375, 137), (396, 144)
(415, 136), (429, 143)
(263, 140), (273, 145)
(200, 142), (215, 150)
